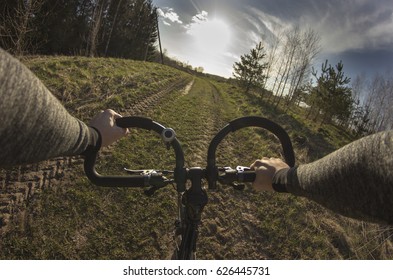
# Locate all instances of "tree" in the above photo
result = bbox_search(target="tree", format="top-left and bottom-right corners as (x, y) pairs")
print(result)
(263, 29), (282, 89)
(0, 0), (45, 56)
(1, 0), (159, 60)
(103, 0), (123, 56)
(365, 74), (393, 132)
(272, 27), (301, 108)
(268, 27), (320, 110)
(233, 42), (268, 93)
(31, 0), (97, 55)
(195, 66), (204, 73)
(284, 28), (320, 109)
(102, 0), (158, 60)
(86, 0), (110, 57)
(308, 60), (353, 126)
(347, 74), (369, 135)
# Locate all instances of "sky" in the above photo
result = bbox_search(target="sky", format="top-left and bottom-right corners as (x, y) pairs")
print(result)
(152, 0), (393, 82)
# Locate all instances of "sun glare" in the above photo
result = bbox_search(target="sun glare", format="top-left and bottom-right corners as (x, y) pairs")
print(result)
(188, 18), (232, 54)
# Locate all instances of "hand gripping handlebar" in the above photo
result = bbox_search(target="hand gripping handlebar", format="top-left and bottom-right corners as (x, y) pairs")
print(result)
(206, 116), (295, 190)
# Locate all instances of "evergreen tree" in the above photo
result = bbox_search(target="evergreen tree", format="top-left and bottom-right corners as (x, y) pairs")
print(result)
(232, 42), (268, 93)
(1, 0), (159, 60)
(101, 0), (158, 60)
(308, 60), (353, 125)
(33, 0), (91, 55)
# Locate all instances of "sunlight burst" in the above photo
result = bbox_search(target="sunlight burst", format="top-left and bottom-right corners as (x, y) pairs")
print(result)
(187, 18), (232, 54)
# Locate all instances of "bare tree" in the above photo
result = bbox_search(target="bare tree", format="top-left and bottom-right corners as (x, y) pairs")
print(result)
(366, 74), (393, 132)
(86, 0), (111, 57)
(348, 74), (367, 133)
(273, 26), (301, 109)
(284, 28), (320, 109)
(104, 0), (123, 56)
(0, 0), (44, 56)
(263, 29), (282, 91)
(263, 26), (320, 109)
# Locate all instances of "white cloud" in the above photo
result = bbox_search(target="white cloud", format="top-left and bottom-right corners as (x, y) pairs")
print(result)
(239, 7), (291, 50)
(298, 2), (393, 53)
(184, 10), (209, 32)
(157, 7), (183, 25)
(245, 7), (290, 35)
(191, 10), (208, 24)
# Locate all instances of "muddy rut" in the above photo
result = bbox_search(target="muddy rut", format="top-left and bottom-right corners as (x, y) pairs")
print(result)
(147, 78), (268, 259)
(0, 78), (191, 235)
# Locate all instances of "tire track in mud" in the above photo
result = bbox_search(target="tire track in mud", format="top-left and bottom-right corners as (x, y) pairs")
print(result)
(193, 84), (269, 260)
(121, 77), (191, 116)
(153, 78), (268, 259)
(142, 77), (223, 258)
(0, 77), (192, 235)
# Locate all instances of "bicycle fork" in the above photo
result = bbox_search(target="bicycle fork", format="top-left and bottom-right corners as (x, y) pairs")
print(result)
(176, 167), (208, 259)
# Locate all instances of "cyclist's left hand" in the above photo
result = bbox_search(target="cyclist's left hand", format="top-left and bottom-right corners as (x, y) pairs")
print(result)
(89, 109), (128, 147)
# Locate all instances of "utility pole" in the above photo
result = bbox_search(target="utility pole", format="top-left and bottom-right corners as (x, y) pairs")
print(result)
(156, 12), (164, 64)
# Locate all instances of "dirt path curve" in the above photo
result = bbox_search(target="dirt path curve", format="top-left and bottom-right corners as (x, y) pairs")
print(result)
(151, 77), (268, 259)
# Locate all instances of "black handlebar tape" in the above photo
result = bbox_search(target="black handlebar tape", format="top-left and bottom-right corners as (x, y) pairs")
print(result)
(116, 116), (154, 130)
(84, 152), (146, 187)
(238, 171), (256, 182)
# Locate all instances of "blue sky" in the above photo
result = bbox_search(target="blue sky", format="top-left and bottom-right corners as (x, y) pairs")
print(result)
(152, 0), (393, 81)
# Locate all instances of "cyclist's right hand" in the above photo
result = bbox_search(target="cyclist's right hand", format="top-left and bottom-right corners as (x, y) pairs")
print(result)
(250, 157), (289, 192)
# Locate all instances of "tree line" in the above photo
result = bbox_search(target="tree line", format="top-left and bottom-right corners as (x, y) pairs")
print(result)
(0, 0), (159, 60)
(350, 72), (393, 134)
(233, 26), (392, 135)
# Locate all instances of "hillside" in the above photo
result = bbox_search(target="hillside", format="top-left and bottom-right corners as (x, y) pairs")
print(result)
(1, 56), (392, 259)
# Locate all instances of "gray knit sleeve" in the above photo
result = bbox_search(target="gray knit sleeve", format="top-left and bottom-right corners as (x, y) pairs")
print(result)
(0, 48), (98, 167)
(286, 130), (393, 224)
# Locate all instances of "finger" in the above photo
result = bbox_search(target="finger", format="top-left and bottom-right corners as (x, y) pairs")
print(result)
(114, 124), (128, 135)
(103, 108), (114, 115)
(112, 112), (123, 119)
(250, 160), (271, 170)
(250, 160), (261, 169)
(111, 112), (128, 135)
(270, 157), (282, 161)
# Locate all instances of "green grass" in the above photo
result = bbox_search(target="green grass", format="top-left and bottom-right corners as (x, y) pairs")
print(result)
(1, 56), (392, 260)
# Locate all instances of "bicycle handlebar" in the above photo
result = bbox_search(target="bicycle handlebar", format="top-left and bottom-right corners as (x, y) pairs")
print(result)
(83, 116), (295, 192)
(206, 116), (295, 189)
(84, 116), (187, 191)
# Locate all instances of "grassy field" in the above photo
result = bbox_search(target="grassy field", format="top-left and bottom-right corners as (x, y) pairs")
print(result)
(0, 56), (392, 259)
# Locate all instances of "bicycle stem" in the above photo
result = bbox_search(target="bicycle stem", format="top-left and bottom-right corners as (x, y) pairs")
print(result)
(178, 167), (208, 259)
(183, 167), (208, 222)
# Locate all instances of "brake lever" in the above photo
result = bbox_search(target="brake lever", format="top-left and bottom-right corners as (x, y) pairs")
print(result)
(124, 168), (174, 176)
(236, 166), (251, 172)
(217, 166), (248, 190)
(218, 166), (251, 172)
(123, 168), (174, 196)
(124, 168), (155, 175)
